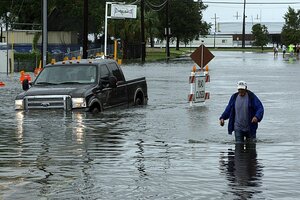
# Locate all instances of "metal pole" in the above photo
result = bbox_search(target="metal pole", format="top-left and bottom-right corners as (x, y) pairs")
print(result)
(166, 0), (170, 58)
(242, 0), (246, 48)
(141, 0), (146, 62)
(6, 14), (8, 75)
(0, 27), (2, 42)
(42, 0), (47, 67)
(83, 0), (88, 59)
(201, 44), (204, 69)
(211, 13), (218, 48)
(104, 2), (109, 56)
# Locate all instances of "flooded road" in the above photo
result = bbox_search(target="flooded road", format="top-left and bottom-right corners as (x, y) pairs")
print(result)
(0, 51), (299, 199)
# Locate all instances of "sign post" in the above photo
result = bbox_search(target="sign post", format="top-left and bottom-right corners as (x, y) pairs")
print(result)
(188, 44), (214, 106)
(104, 2), (137, 56)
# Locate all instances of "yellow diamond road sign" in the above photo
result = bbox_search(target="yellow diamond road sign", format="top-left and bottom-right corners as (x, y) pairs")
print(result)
(190, 44), (215, 69)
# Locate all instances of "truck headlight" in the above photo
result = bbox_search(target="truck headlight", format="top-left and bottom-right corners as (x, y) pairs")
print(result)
(15, 99), (24, 110)
(72, 98), (86, 108)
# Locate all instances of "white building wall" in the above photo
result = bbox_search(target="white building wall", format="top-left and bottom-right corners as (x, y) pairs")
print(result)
(149, 35), (233, 48)
(0, 49), (14, 73)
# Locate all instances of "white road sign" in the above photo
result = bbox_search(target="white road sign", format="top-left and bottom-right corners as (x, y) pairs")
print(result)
(194, 75), (206, 103)
(111, 4), (137, 19)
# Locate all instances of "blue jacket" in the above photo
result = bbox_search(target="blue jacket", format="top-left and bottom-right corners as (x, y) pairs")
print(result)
(219, 90), (264, 135)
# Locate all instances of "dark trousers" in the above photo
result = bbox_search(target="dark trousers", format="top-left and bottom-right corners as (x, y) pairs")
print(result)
(234, 130), (256, 143)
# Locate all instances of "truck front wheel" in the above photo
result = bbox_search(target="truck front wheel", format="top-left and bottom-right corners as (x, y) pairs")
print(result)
(89, 103), (102, 113)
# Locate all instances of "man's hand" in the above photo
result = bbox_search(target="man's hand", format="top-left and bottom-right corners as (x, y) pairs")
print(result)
(251, 116), (258, 123)
(220, 119), (225, 126)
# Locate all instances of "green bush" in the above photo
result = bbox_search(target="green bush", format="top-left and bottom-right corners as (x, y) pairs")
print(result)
(14, 52), (40, 72)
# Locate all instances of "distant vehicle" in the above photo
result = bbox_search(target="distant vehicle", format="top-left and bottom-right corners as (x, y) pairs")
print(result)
(51, 49), (64, 54)
(0, 42), (7, 50)
(15, 59), (148, 112)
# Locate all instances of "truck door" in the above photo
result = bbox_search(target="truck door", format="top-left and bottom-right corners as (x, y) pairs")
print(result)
(107, 62), (128, 107)
(99, 64), (113, 109)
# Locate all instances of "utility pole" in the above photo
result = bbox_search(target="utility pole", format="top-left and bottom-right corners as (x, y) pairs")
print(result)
(141, 0), (146, 62)
(0, 27), (2, 42)
(234, 11), (241, 20)
(211, 13), (219, 48)
(42, 0), (47, 68)
(83, 0), (88, 59)
(6, 13), (9, 75)
(242, 0), (246, 48)
(165, 0), (170, 58)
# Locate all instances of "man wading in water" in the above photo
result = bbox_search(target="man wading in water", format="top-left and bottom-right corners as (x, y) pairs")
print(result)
(219, 81), (264, 143)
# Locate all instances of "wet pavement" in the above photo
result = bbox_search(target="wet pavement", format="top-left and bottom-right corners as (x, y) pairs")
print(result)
(0, 51), (299, 199)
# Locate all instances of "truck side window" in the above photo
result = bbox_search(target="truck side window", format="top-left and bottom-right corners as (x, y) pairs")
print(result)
(100, 65), (110, 87)
(108, 63), (123, 82)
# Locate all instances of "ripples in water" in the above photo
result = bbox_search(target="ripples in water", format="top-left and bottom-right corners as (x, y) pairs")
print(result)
(1, 52), (300, 199)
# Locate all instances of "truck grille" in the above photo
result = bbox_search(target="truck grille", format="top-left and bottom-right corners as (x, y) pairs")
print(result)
(24, 95), (71, 110)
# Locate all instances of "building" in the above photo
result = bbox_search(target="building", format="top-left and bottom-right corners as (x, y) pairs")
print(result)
(2, 30), (79, 53)
(216, 22), (284, 47)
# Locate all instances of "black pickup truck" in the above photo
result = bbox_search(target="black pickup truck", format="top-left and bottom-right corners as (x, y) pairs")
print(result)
(15, 59), (148, 112)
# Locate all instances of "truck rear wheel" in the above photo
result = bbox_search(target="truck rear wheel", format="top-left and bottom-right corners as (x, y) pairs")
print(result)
(134, 91), (145, 106)
(135, 97), (143, 105)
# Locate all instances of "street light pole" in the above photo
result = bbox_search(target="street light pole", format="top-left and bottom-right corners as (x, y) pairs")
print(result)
(242, 0), (246, 48)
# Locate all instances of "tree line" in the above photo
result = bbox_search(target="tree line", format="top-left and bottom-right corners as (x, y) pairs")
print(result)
(1, 1), (300, 55)
(252, 6), (300, 51)
(0, 0), (210, 57)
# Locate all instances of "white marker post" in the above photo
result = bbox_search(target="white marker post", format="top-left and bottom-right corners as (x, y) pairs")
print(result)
(188, 68), (209, 106)
(189, 44), (214, 106)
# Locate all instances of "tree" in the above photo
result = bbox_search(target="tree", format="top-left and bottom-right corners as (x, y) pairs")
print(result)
(0, 0), (105, 34)
(144, 10), (160, 48)
(156, 0), (210, 50)
(1, 0), (212, 59)
(108, 10), (141, 59)
(281, 6), (300, 45)
(171, 0), (210, 50)
(251, 23), (269, 52)
(0, 0), (106, 52)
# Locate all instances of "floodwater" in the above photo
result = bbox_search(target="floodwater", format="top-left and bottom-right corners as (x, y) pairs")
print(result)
(0, 51), (299, 199)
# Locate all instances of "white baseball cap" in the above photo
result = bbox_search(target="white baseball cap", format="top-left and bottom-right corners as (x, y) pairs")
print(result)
(237, 81), (247, 90)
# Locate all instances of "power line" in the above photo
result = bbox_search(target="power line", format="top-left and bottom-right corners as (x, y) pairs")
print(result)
(203, 1), (300, 5)
(145, 0), (168, 11)
(146, 0), (168, 8)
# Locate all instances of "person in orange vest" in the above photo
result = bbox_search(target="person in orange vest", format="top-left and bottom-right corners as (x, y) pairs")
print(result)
(20, 71), (32, 84)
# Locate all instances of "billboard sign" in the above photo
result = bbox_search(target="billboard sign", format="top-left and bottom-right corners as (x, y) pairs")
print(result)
(111, 4), (137, 19)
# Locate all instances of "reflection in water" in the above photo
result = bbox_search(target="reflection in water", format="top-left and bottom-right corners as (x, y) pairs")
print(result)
(12, 110), (129, 198)
(15, 111), (24, 165)
(16, 110), (88, 144)
(135, 139), (148, 178)
(220, 143), (264, 199)
(72, 112), (86, 143)
(15, 111), (24, 140)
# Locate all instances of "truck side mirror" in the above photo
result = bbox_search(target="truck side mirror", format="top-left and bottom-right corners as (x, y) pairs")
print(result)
(109, 76), (117, 88)
(22, 79), (30, 91)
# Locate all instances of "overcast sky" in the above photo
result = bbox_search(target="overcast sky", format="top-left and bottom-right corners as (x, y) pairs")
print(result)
(202, 0), (300, 24)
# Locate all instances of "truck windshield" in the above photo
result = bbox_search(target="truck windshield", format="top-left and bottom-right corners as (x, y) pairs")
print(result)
(35, 65), (97, 85)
